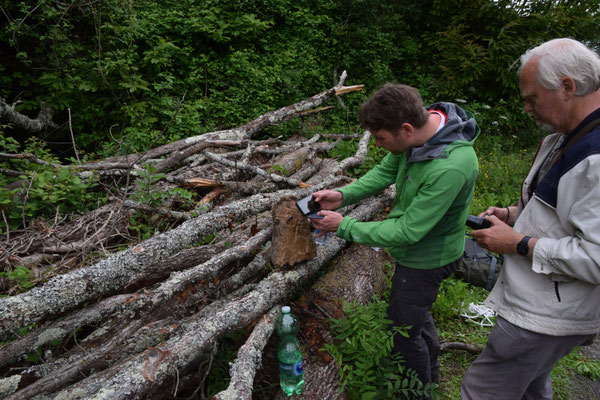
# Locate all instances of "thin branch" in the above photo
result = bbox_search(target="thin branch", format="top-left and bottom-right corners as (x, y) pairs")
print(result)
(1, 210), (9, 243)
(204, 150), (310, 188)
(0, 168), (27, 177)
(440, 341), (483, 354)
(213, 305), (280, 400)
(121, 199), (201, 220)
(0, 152), (54, 166)
(67, 108), (81, 165)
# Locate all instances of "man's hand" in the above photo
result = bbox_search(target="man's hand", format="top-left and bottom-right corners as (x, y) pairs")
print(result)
(478, 205), (516, 226)
(310, 210), (343, 234)
(470, 215), (537, 256)
(312, 190), (343, 210)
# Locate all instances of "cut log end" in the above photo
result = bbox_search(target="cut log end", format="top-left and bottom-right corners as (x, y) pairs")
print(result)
(270, 197), (317, 268)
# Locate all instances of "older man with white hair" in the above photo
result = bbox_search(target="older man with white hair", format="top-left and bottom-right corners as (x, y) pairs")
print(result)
(462, 37), (600, 399)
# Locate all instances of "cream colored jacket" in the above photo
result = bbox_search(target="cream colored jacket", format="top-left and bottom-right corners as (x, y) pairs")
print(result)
(486, 131), (600, 336)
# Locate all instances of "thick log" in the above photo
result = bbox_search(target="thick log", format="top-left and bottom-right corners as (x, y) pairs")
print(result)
(0, 293), (132, 368)
(270, 197), (317, 268)
(1, 230), (271, 399)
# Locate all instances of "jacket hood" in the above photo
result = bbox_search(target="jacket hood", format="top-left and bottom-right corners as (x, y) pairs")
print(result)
(407, 102), (479, 163)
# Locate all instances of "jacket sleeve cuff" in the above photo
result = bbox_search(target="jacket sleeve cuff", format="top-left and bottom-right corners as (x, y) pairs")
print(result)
(336, 188), (355, 207)
(531, 237), (556, 274)
(337, 216), (357, 242)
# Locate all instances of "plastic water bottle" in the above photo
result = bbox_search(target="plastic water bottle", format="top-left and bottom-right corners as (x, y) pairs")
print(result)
(276, 306), (304, 396)
(314, 229), (329, 246)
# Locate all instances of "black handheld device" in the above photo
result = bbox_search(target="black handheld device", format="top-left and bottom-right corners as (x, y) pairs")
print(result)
(466, 215), (491, 230)
(295, 195), (323, 219)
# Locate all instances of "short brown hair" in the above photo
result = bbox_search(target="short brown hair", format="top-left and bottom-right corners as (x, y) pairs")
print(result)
(358, 83), (428, 133)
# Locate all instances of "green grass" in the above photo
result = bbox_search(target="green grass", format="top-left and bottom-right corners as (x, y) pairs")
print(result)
(470, 133), (534, 214)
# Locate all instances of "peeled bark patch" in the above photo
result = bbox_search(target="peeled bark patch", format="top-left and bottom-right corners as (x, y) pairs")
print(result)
(270, 197), (317, 268)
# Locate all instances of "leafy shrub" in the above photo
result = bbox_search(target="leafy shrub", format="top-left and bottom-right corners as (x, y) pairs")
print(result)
(323, 297), (434, 399)
(0, 265), (35, 291)
(0, 135), (103, 233)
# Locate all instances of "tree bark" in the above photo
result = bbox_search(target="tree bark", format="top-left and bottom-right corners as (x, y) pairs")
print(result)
(0, 100), (58, 132)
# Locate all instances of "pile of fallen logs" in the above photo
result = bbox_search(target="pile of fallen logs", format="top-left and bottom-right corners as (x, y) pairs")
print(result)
(0, 73), (398, 399)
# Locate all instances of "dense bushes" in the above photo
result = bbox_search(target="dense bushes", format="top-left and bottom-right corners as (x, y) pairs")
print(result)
(2, 0), (598, 159)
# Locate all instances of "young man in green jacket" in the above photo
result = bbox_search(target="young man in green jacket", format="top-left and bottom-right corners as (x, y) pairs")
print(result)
(311, 83), (479, 387)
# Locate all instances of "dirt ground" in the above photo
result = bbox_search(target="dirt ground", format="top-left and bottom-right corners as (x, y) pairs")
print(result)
(572, 341), (600, 399)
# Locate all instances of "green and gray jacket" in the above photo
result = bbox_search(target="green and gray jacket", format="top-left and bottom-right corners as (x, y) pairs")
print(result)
(336, 102), (479, 269)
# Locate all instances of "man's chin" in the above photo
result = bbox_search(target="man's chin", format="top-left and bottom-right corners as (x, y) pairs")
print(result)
(535, 120), (555, 132)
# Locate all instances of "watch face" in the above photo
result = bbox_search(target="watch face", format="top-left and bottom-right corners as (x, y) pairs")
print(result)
(518, 236), (530, 256)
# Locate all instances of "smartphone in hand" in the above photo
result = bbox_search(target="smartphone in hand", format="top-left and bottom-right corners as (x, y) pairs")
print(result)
(295, 195), (323, 219)
(466, 215), (491, 230)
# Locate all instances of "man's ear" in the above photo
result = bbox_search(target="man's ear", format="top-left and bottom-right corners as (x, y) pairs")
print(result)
(400, 122), (414, 137)
(560, 77), (576, 100)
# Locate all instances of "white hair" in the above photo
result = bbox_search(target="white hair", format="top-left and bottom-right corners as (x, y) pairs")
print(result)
(520, 38), (600, 96)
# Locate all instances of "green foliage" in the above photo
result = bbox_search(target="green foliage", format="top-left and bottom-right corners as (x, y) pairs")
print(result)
(268, 163), (289, 177)
(461, 99), (542, 148)
(431, 277), (488, 323)
(323, 298), (434, 399)
(470, 132), (535, 213)
(0, 265), (36, 292)
(3, 0), (599, 159)
(329, 138), (358, 161)
(421, 0), (600, 108)
(0, 135), (103, 233)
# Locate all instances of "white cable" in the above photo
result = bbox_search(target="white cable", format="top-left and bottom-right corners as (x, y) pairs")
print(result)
(460, 302), (496, 327)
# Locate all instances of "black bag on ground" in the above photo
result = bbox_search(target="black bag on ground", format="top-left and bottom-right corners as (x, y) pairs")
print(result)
(455, 237), (503, 291)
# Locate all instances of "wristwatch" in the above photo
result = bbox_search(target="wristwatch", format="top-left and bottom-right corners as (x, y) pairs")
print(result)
(517, 236), (531, 256)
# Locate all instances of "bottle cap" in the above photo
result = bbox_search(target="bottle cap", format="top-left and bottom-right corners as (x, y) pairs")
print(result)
(282, 306), (291, 313)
